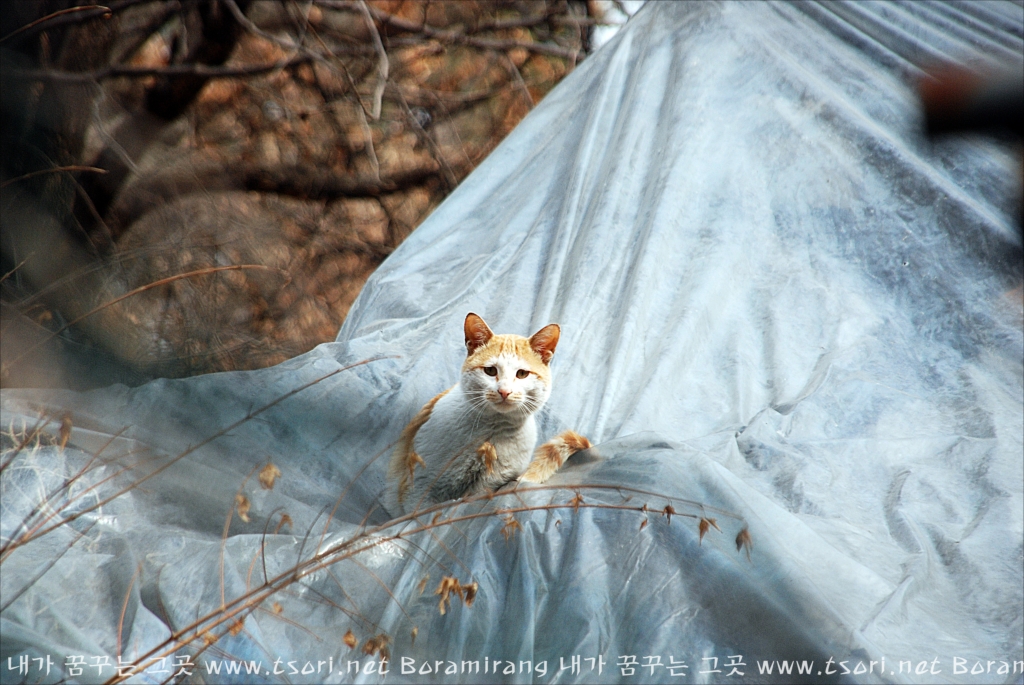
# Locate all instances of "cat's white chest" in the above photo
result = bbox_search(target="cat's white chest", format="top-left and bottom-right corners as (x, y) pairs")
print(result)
(417, 387), (535, 460)
(413, 385), (537, 497)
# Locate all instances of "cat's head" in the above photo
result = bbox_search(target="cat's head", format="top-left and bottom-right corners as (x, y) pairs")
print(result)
(460, 312), (559, 415)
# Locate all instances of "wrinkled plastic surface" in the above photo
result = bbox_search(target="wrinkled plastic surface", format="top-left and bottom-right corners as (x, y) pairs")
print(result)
(2, 2), (1023, 683)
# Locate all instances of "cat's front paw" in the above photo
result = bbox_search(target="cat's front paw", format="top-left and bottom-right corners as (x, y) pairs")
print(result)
(519, 460), (556, 484)
(520, 430), (591, 483)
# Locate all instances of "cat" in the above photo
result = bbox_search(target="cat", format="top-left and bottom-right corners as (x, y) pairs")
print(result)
(384, 312), (591, 516)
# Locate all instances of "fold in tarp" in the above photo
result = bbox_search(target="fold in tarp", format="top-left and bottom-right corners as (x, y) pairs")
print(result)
(2, 2), (1022, 683)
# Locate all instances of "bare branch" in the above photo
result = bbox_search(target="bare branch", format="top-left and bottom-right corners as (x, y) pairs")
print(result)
(4, 57), (312, 84)
(316, 0), (580, 60)
(358, 0), (389, 120)
(221, 0), (349, 71)
(241, 162), (440, 199)
(0, 166), (107, 190)
(504, 54), (534, 108)
(386, 33), (579, 60)
(0, 5), (110, 45)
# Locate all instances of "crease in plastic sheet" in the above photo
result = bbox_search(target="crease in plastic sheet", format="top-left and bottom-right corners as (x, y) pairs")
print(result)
(2, 2), (1022, 683)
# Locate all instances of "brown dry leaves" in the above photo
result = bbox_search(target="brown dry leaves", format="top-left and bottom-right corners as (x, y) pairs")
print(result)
(274, 513), (293, 534)
(363, 634), (390, 660)
(662, 505), (676, 524)
(698, 517), (721, 545)
(58, 413), (72, 451)
(500, 514), (522, 541)
(258, 462), (281, 489)
(235, 494), (251, 523)
(637, 504), (748, 560)
(435, 576), (478, 615)
(736, 527), (753, 561)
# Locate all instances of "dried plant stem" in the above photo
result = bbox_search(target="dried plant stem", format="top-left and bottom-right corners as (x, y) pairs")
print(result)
(2, 358), (394, 556)
(113, 488), (734, 682)
(0, 259), (28, 286)
(0, 448), (149, 562)
(0, 426), (128, 557)
(0, 165), (107, 189)
(349, 556), (414, 622)
(0, 412), (50, 474)
(314, 441), (394, 555)
(116, 563), (143, 658)
(0, 520), (98, 613)
(221, 463), (264, 608)
(0, 5), (110, 45)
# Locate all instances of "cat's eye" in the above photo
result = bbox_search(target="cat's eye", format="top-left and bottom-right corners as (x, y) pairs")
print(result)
(516, 369), (529, 379)
(483, 366), (498, 377)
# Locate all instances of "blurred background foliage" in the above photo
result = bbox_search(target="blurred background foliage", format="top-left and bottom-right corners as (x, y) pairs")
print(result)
(1, 0), (625, 388)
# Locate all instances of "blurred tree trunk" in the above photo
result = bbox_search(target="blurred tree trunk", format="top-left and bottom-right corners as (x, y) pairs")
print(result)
(1, 0), (607, 387)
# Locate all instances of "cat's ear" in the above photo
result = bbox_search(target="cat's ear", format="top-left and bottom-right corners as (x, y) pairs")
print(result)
(464, 313), (494, 355)
(529, 324), (560, 364)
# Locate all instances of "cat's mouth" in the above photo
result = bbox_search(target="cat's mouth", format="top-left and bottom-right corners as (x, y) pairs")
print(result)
(489, 395), (520, 412)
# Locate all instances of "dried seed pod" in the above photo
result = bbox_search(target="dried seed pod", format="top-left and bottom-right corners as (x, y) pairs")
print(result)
(58, 413), (72, 451)
(435, 576), (462, 615)
(735, 527), (753, 561)
(363, 634), (390, 658)
(500, 515), (522, 541)
(662, 505), (676, 523)
(274, 513), (293, 534)
(698, 517), (721, 544)
(258, 462), (281, 490)
(462, 582), (478, 607)
(235, 494), (251, 523)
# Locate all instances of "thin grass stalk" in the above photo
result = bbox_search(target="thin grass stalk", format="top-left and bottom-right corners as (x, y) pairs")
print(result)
(3, 358), (393, 554)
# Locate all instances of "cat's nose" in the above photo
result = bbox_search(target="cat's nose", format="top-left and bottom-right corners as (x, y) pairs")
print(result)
(498, 388), (511, 400)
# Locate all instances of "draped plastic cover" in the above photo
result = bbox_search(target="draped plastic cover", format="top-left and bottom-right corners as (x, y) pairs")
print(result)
(2, 2), (1022, 683)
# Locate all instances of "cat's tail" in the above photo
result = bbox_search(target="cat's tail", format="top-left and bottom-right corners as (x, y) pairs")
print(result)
(520, 430), (592, 484)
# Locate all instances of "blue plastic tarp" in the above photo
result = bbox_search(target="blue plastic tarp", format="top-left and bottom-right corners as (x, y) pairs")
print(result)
(2, 2), (1022, 683)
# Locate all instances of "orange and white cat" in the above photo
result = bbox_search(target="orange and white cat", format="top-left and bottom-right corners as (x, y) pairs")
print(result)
(384, 313), (590, 516)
